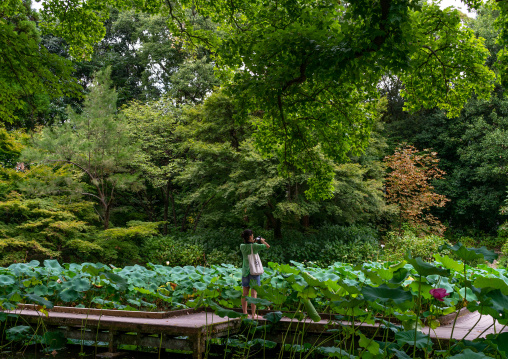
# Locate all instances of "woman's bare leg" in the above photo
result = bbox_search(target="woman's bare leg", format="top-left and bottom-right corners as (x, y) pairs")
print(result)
(250, 289), (257, 319)
(242, 286), (249, 314)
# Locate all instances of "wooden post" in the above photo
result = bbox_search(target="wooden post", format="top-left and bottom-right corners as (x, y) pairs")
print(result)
(108, 330), (116, 353)
(191, 333), (204, 359)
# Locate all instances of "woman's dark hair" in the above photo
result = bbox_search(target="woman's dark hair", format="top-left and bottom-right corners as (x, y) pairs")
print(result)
(241, 229), (253, 243)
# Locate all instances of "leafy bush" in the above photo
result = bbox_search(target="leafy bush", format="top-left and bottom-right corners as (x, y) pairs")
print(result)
(97, 221), (162, 265)
(149, 224), (380, 267)
(498, 239), (508, 267)
(384, 229), (450, 262)
(142, 236), (207, 267)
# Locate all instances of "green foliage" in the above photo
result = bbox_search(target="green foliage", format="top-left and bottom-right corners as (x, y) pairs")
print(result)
(22, 67), (143, 229)
(142, 236), (207, 267)
(96, 221), (162, 265)
(384, 228), (450, 262)
(161, 0), (494, 197)
(0, 0), (81, 124)
(2, 249), (508, 357)
(162, 225), (380, 267)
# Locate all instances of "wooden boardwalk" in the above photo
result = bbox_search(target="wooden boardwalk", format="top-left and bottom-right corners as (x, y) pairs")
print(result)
(11, 306), (241, 359)
(9, 306), (508, 358)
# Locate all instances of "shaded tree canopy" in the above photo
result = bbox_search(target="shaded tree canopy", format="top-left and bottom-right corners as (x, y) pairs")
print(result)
(1, 0), (499, 198)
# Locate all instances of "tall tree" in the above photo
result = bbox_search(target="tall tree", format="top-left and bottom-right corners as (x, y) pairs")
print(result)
(0, 0), (80, 125)
(28, 0), (497, 198)
(22, 68), (142, 229)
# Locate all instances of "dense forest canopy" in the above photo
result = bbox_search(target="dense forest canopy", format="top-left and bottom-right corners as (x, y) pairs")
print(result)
(2, 0), (508, 265)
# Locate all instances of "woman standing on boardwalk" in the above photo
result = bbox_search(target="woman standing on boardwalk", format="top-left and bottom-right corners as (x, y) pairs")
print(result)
(240, 229), (270, 319)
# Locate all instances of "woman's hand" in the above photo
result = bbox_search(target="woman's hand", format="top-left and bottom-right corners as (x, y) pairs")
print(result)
(260, 238), (270, 248)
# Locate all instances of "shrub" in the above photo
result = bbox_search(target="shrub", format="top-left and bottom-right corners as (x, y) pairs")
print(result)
(145, 224), (381, 267)
(142, 236), (207, 267)
(96, 221), (162, 265)
(384, 229), (450, 262)
(498, 239), (508, 267)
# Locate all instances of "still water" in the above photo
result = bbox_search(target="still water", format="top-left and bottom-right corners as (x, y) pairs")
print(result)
(0, 345), (193, 359)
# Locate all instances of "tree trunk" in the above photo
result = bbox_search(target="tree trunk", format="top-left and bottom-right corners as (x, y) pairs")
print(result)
(163, 184), (169, 235)
(181, 203), (192, 232)
(264, 209), (282, 239)
(104, 205), (111, 230)
(301, 215), (310, 228)
(193, 194), (216, 232)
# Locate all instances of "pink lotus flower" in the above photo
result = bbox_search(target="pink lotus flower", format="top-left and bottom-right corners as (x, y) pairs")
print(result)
(430, 288), (450, 302)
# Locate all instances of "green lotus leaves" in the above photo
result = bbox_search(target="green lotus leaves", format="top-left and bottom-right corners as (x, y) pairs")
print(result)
(404, 252), (450, 277)
(43, 259), (63, 272)
(317, 346), (356, 358)
(6, 325), (32, 341)
(448, 349), (490, 359)
(473, 277), (508, 295)
(59, 288), (80, 302)
(42, 331), (67, 350)
(395, 330), (432, 350)
(482, 289), (508, 317)
(361, 284), (413, 305)
(433, 254), (463, 272)
(24, 294), (54, 309)
(485, 332), (508, 357)
(389, 348), (412, 359)
(244, 297), (272, 306)
(193, 282), (207, 291)
(440, 243), (498, 263)
(263, 311), (282, 324)
(389, 268), (409, 286)
(207, 301), (245, 319)
(103, 272), (127, 291)
(0, 275), (15, 286)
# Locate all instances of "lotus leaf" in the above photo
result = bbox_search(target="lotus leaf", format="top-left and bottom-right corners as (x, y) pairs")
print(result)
(193, 282), (207, 291)
(434, 254), (463, 272)
(81, 264), (101, 277)
(395, 330), (432, 350)
(263, 311), (282, 324)
(482, 289), (508, 317)
(317, 346), (357, 358)
(405, 252), (450, 277)
(71, 277), (91, 292)
(448, 349), (490, 358)
(25, 293), (53, 309)
(250, 338), (277, 348)
(0, 275), (15, 286)
(361, 284), (413, 304)
(409, 281), (433, 299)
(6, 325), (31, 341)
(459, 287), (478, 301)
(245, 297), (272, 306)
(359, 333), (381, 355)
(388, 268), (409, 286)
(338, 279), (361, 294)
(42, 331), (67, 350)
(485, 332), (508, 357)
(389, 348), (412, 359)
(441, 243), (498, 264)
(43, 260), (62, 272)
(32, 285), (50, 297)
(207, 301), (245, 318)
(361, 269), (384, 285)
(59, 288), (79, 302)
(473, 277), (508, 295)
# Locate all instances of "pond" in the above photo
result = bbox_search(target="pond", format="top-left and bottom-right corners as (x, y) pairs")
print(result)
(0, 345), (193, 359)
